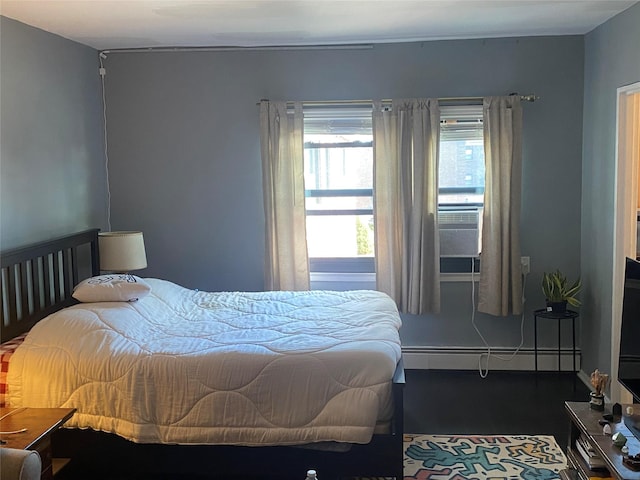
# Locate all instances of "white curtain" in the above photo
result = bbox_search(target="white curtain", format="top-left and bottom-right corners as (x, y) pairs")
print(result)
(477, 96), (523, 316)
(259, 100), (310, 291)
(373, 99), (441, 314)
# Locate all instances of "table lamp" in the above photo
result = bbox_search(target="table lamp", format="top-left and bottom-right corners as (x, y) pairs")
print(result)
(98, 231), (147, 273)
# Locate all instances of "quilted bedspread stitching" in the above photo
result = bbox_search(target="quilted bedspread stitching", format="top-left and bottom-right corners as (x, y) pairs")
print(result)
(7, 279), (402, 445)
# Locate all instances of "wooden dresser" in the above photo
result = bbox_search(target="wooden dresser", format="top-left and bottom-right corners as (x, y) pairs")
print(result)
(563, 402), (640, 480)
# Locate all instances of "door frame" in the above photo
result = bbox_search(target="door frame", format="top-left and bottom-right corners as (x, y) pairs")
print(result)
(611, 81), (640, 403)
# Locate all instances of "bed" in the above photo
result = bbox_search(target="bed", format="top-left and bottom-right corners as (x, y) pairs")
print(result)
(0, 229), (405, 479)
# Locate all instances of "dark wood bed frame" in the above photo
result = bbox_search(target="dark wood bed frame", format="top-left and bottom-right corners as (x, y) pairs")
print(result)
(0, 229), (405, 480)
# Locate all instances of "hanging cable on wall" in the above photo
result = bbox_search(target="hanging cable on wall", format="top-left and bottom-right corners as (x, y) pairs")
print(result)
(471, 257), (528, 378)
(99, 51), (112, 232)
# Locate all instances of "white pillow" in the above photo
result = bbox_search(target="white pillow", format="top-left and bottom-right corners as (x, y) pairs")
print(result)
(72, 274), (151, 303)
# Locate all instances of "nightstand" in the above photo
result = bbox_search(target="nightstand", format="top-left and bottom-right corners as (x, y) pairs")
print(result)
(0, 407), (76, 480)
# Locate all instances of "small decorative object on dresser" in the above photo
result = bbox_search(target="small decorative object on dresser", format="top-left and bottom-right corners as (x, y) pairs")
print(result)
(625, 452), (640, 471)
(613, 431), (628, 447)
(589, 369), (609, 411)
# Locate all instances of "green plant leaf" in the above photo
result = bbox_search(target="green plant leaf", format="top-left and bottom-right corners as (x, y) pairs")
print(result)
(541, 270), (581, 305)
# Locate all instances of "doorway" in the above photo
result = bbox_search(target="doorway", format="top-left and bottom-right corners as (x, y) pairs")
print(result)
(611, 82), (640, 403)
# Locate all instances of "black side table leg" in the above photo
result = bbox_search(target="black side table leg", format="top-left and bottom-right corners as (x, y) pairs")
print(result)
(534, 315), (538, 372)
(572, 316), (576, 373)
(558, 319), (562, 372)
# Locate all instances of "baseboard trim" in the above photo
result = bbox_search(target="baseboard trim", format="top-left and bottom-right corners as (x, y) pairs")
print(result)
(401, 346), (582, 372)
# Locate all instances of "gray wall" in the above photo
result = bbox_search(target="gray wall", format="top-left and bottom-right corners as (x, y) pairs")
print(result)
(102, 36), (585, 350)
(2, 6), (638, 364)
(0, 17), (106, 250)
(581, 3), (640, 377)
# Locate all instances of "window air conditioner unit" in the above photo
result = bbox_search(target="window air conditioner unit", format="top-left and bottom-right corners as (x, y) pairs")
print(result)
(439, 210), (480, 257)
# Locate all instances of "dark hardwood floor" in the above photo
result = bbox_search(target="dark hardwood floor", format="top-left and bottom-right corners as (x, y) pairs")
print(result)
(55, 369), (591, 479)
(403, 369), (591, 448)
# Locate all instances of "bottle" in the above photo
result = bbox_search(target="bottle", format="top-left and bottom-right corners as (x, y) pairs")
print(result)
(305, 469), (318, 480)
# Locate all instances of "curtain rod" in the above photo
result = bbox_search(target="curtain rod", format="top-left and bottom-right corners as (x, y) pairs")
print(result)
(99, 44), (373, 55)
(257, 94), (539, 106)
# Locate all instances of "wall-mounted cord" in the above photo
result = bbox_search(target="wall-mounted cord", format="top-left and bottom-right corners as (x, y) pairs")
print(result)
(471, 258), (528, 378)
(99, 52), (111, 232)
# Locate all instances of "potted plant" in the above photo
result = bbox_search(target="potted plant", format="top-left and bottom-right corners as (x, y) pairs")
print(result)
(589, 369), (609, 411)
(542, 270), (581, 313)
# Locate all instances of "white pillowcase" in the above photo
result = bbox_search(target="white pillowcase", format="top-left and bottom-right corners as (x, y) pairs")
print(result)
(73, 275), (151, 303)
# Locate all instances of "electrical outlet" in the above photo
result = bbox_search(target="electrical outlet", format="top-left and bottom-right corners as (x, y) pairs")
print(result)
(521, 256), (530, 275)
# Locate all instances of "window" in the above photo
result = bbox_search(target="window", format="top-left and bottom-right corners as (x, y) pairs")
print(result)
(303, 107), (375, 289)
(439, 105), (484, 274)
(302, 104), (484, 288)
(439, 105), (485, 208)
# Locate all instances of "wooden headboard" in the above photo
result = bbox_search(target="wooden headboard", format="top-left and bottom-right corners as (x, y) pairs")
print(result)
(0, 229), (100, 342)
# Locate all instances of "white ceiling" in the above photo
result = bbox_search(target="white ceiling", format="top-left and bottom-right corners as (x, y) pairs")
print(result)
(0, 0), (637, 51)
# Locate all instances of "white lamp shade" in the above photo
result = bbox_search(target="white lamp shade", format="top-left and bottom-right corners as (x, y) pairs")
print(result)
(99, 231), (147, 272)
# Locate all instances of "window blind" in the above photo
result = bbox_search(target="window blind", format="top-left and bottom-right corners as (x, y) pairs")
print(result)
(440, 105), (483, 141)
(303, 107), (373, 135)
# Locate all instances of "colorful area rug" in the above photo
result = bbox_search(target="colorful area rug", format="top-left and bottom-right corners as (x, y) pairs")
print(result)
(403, 434), (567, 480)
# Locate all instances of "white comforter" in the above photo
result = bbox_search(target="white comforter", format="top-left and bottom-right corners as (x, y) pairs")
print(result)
(8, 279), (402, 446)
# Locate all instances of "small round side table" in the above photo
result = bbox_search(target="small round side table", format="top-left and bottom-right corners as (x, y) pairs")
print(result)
(533, 308), (579, 372)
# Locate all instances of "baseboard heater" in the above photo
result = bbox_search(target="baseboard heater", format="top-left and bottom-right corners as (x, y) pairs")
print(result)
(402, 346), (582, 372)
